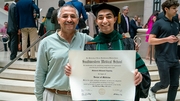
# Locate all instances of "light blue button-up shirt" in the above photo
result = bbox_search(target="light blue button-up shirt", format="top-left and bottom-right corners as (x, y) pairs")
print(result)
(35, 31), (93, 101)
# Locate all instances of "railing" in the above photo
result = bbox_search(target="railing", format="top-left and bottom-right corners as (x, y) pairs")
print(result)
(0, 30), (55, 73)
(136, 29), (154, 64)
(137, 29), (180, 64)
(136, 28), (148, 57)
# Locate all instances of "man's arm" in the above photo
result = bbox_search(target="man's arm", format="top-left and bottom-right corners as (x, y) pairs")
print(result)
(130, 20), (139, 30)
(34, 41), (48, 101)
(32, 2), (40, 18)
(148, 34), (179, 45)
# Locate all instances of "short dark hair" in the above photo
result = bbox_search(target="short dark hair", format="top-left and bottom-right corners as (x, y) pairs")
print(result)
(58, 0), (65, 7)
(46, 7), (55, 19)
(162, 0), (179, 14)
(84, 5), (91, 12)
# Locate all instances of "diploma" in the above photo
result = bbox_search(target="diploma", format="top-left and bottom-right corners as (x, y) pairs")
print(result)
(69, 50), (136, 100)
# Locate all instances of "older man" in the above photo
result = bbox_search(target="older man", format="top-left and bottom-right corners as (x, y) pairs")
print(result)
(119, 6), (131, 38)
(34, 4), (93, 101)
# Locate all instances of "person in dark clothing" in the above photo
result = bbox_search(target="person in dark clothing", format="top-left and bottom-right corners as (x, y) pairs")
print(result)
(148, 0), (180, 101)
(119, 6), (131, 38)
(16, 0), (40, 62)
(7, 0), (22, 60)
(157, 11), (179, 25)
(66, 0), (88, 30)
(157, 10), (180, 61)
(130, 15), (142, 39)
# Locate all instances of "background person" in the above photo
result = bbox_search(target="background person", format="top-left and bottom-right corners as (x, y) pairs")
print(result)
(148, 0), (180, 101)
(84, 4), (96, 37)
(119, 6), (131, 38)
(7, 0), (21, 60)
(0, 22), (8, 51)
(66, 0), (88, 30)
(130, 15), (142, 39)
(16, 0), (40, 62)
(51, 0), (65, 31)
(4, 3), (9, 11)
(136, 17), (143, 27)
(43, 7), (55, 36)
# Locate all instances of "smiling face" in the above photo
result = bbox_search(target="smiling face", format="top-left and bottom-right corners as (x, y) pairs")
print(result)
(58, 6), (79, 32)
(96, 9), (117, 34)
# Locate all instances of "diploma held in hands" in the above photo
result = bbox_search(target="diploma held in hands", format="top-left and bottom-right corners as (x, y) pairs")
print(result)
(69, 50), (136, 100)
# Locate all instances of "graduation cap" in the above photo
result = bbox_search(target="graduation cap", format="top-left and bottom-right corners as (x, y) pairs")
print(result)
(92, 3), (120, 17)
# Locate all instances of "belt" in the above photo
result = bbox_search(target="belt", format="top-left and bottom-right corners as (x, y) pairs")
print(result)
(46, 88), (71, 95)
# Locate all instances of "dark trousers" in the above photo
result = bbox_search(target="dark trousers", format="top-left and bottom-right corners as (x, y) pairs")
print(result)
(178, 45), (180, 59)
(2, 38), (8, 51)
(151, 61), (180, 101)
(8, 32), (18, 60)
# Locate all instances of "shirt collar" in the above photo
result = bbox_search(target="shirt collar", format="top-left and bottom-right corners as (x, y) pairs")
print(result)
(13, 1), (16, 4)
(123, 14), (128, 19)
(163, 16), (174, 22)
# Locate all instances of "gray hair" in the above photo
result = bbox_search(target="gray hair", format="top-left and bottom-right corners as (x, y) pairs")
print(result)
(122, 6), (129, 10)
(57, 4), (79, 18)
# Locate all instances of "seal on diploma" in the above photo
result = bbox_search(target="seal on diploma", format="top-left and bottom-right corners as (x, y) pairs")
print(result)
(99, 88), (106, 95)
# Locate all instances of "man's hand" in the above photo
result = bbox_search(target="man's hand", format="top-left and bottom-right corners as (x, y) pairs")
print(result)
(135, 42), (139, 52)
(167, 35), (179, 43)
(134, 69), (143, 86)
(65, 63), (71, 76)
